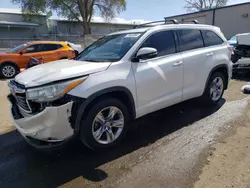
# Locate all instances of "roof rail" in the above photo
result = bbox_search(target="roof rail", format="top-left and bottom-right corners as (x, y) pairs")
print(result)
(182, 20), (199, 24)
(133, 19), (179, 29)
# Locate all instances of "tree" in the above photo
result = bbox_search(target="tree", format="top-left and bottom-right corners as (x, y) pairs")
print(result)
(185, 0), (228, 11)
(12, 0), (126, 35)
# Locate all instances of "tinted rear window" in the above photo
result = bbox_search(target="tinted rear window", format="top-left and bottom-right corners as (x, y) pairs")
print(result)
(43, 44), (59, 51)
(201, 30), (224, 47)
(177, 29), (204, 52)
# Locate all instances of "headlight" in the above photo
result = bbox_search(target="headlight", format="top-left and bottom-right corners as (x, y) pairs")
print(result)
(26, 77), (87, 102)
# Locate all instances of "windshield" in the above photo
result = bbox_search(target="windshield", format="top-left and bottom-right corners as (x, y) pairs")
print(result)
(76, 33), (143, 62)
(8, 44), (27, 53)
(230, 36), (236, 41)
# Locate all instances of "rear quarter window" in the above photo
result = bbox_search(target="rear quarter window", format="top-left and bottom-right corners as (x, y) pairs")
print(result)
(201, 30), (224, 47)
(43, 44), (60, 51)
(57, 44), (64, 49)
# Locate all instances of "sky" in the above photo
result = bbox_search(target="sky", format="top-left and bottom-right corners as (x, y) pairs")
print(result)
(0, 0), (250, 23)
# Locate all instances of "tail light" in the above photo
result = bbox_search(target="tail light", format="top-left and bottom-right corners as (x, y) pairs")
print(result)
(68, 50), (75, 58)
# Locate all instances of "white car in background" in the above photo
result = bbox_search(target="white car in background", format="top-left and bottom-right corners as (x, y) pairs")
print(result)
(231, 33), (250, 72)
(67, 42), (83, 56)
(8, 21), (232, 151)
(228, 35), (237, 47)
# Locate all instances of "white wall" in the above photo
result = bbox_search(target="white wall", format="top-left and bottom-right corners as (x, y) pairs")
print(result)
(166, 3), (250, 39)
(214, 4), (250, 38)
(49, 20), (134, 36)
(0, 13), (48, 37)
(166, 11), (214, 25)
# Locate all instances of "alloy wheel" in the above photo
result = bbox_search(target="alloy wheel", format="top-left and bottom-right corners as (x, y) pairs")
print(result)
(2, 65), (16, 78)
(92, 106), (124, 145)
(210, 77), (224, 101)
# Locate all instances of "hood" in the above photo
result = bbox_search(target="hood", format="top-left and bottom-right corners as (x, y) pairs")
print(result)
(15, 59), (111, 87)
(0, 52), (8, 56)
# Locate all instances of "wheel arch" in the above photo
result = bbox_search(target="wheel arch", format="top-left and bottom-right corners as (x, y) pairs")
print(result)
(1, 61), (19, 71)
(74, 86), (136, 131)
(203, 64), (229, 94)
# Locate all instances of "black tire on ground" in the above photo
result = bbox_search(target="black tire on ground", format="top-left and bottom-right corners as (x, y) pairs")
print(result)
(80, 97), (130, 151)
(201, 72), (226, 105)
(0, 63), (18, 78)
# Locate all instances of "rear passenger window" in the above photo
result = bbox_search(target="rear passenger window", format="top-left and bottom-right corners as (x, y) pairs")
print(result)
(42, 44), (59, 51)
(201, 30), (224, 47)
(140, 30), (176, 57)
(177, 29), (204, 52)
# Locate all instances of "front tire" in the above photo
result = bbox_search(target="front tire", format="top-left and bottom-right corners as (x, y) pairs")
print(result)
(0, 63), (18, 78)
(80, 97), (130, 151)
(202, 72), (225, 105)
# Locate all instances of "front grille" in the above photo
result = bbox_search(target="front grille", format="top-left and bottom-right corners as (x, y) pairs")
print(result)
(9, 80), (32, 113)
(15, 94), (31, 112)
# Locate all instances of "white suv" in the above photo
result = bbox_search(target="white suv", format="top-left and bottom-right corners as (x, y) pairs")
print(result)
(8, 22), (232, 150)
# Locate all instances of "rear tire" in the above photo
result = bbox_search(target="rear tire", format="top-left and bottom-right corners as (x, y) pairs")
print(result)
(80, 97), (130, 151)
(201, 72), (225, 105)
(0, 63), (18, 78)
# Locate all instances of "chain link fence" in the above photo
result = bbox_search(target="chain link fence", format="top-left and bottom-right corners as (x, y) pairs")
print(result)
(0, 34), (103, 49)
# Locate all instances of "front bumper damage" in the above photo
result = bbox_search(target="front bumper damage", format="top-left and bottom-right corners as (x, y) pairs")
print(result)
(9, 94), (78, 149)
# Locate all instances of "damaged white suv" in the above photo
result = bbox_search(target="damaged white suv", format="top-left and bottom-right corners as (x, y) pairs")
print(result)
(8, 21), (232, 150)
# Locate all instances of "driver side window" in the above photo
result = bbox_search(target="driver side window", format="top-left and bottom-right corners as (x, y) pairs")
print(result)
(25, 44), (42, 53)
(140, 30), (176, 57)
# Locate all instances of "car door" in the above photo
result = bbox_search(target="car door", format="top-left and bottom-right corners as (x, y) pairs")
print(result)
(41, 44), (61, 62)
(132, 30), (184, 117)
(18, 44), (44, 68)
(177, 29), (225, 101)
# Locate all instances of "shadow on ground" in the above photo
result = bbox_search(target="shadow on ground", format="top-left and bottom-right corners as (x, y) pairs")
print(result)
(0, 98), (225, 188)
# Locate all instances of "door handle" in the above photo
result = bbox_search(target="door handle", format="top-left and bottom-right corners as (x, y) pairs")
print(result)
(173, 61), (183, 67)
(206, 52), (214, 57)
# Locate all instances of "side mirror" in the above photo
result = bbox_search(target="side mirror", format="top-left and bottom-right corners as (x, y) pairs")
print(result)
(136, 47), (158, 60)
(19, 51), (23, 55)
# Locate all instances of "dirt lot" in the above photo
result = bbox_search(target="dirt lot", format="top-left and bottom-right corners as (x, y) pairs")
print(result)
(1, 77), (250, 188)
(0, 80), (14, 134)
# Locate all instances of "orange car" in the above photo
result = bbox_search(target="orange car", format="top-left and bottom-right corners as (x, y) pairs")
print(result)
(0, 41), (76, 78)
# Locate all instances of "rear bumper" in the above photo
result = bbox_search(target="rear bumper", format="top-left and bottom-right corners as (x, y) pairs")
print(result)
(232, 58), (250, 72)
(233, 65), (250, 71)
(9, 94), (76, 149)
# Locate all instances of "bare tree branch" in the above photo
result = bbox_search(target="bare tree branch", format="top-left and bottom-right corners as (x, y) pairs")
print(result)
(61, 1), (82, 22)
(88, 0), (96, 23)
(185, 0), (228, 11)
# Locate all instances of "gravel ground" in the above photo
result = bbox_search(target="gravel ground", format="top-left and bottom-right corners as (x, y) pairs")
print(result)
(0, 80), (14, 134)
(0, 77), (250, 188)
(115, 96), (250, 188)
(194, 108), (250, 188)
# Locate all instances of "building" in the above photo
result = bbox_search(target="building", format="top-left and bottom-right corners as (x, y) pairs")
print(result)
(47, 19), (134, 36)
(165, 2), (250, 39)
(0, 9), (48, 38)
(0, 8), (135, 48)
